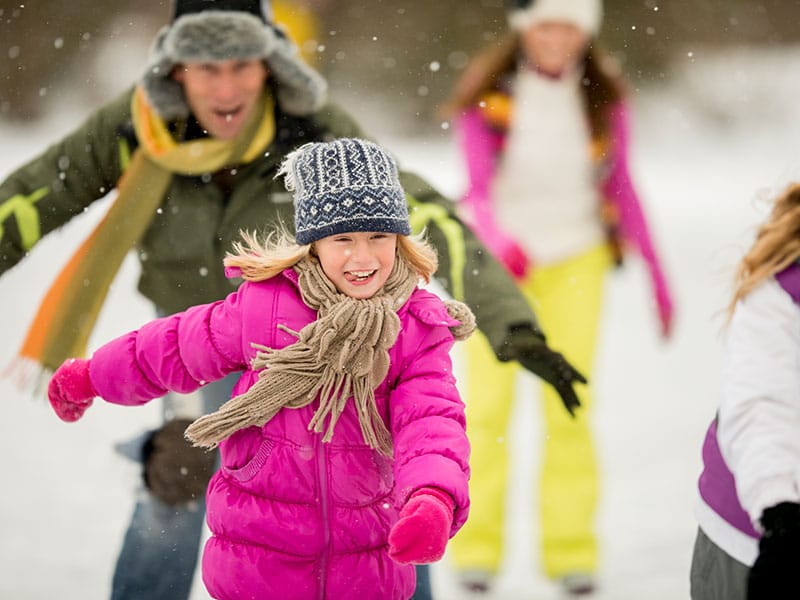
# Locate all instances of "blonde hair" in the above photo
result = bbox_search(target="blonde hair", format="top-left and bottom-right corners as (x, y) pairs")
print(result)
(224, 227), (439, 284)
(224, 226), (309, 281)
(729, 182), (800, 316)
(397, 233), (438, 283)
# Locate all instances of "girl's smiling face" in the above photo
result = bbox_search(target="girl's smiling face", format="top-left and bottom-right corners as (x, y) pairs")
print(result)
(314, 232), (398, 299)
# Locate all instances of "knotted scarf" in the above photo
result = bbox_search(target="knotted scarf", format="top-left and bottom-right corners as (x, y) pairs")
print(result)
(15, 86), (276, 379)
(185, 254), (476, 455)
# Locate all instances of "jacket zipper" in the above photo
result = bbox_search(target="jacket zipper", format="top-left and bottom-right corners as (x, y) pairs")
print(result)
(316, 435), (330, 600)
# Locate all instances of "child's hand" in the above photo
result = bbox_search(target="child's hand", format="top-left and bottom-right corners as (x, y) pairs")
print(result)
(388, 487), (454, 565)
(748, 502), (800, 599)
(48, 358), (97, 422)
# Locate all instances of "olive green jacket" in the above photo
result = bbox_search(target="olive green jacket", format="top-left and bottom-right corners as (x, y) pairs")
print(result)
(0, 87), (539, 353)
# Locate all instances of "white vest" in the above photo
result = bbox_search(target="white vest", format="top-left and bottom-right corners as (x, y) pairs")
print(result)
(491, 69), (605, 265)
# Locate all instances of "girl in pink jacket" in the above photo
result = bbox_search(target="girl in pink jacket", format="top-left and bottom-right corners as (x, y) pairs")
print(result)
(444, 0), (674, 596)
(47, 138), (474, 600)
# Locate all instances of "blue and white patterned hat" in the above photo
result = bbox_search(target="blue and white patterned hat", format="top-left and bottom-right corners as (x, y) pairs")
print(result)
(279, 138), (411, 245)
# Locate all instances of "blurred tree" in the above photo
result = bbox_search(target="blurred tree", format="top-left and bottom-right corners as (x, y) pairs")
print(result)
(602, 0), (800, 85)
(0, 1), (167, 121)
(313, 0), (800, 132)
(1, 0), (799, 125)
(319, 0), (508, 134)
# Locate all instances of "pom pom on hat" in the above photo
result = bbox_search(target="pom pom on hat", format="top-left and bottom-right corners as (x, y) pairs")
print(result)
(508, 0), (603, 36)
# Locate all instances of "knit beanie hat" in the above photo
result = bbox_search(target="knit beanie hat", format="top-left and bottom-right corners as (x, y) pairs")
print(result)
(278, 138), (411, 246)
(508, 0), (603, 36)
(141, 0), (327, 120)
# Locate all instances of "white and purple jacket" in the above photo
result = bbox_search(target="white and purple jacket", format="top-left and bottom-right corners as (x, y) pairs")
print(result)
(696, 263), (800, 565)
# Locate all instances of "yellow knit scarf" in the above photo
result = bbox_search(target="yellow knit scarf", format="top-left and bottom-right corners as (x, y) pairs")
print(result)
(16, 87), (275, 377)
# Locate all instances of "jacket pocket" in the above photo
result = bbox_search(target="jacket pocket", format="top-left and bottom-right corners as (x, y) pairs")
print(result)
(222, 435), (276, 483)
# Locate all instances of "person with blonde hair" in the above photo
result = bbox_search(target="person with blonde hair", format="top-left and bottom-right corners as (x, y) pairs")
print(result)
(444, 0), (674, 595)
(692, 182), (800, 600)
(46, 138), (474, 600)
(0, 1), (585, 598)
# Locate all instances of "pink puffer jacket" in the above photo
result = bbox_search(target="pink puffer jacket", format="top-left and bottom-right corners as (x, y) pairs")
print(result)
(89, 269), (471, 600)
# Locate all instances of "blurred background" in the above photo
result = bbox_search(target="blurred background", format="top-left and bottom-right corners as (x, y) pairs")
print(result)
(3, 1), (800, 599)
(2, 0), (800, 128)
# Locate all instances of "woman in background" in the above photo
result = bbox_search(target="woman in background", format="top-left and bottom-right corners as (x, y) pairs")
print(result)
(443, 0), (674, 595)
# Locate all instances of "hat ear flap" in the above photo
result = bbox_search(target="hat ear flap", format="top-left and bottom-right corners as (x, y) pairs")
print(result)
(140, 26), (192, 120)
(265, 33), (327, 116)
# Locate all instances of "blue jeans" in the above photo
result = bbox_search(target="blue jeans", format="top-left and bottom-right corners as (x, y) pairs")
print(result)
(412, 564), (433, 599)
(110, 374), (235, 600)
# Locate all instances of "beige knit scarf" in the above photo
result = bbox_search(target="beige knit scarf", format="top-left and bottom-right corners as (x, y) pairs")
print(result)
(185, 254), (475, 455)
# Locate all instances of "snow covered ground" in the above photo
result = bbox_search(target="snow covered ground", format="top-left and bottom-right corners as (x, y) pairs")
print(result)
(2, 45), (800, 599)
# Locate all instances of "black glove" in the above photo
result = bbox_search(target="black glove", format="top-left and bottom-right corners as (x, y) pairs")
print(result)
(747, 501), (800, 599)
(142, 418), (217, 506)
(497, 324), (587, 417)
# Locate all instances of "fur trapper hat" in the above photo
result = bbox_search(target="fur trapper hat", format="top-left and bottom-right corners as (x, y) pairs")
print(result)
(278, 138), (411, 246)
(141, 0), (327, 120)
(508, 0), (603, 36)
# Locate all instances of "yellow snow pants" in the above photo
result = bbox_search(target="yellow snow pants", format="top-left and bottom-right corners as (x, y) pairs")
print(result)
(449, 243), (612, 579)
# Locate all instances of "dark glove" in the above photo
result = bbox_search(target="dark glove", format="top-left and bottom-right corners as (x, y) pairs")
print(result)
(747, 502), (800, 599)
(142, 418), (217, 506)
(497, 325), (587, 417)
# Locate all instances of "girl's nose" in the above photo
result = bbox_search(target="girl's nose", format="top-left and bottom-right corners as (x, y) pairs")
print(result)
(349, 240), (373, 262)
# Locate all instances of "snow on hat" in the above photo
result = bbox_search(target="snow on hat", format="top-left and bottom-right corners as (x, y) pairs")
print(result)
(508, 0), (603, 36)
(279, 138), (411, 246)
(141, 0), (326, 120)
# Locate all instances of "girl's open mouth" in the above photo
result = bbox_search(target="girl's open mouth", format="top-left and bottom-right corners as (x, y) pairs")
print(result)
(345, 270), (377, 283)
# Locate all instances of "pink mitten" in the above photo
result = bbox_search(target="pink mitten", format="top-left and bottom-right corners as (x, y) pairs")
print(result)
(388, 487), (455, 565)
(48, 358), (97, 422)
(477, 220), (530, 281)
(501, 239), (530, 281)
(463, 199), (530, 281)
